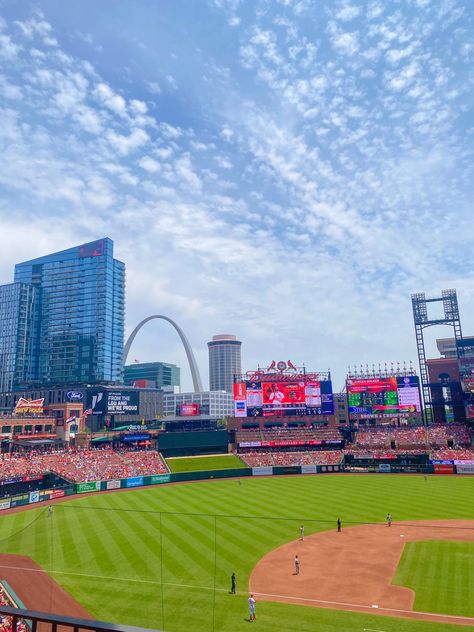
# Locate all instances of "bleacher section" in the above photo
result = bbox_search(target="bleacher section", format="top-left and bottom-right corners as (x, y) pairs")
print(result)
(0, 449), (168, 485)
(354, 423), (471, 450)
(240, 450), (343, 467)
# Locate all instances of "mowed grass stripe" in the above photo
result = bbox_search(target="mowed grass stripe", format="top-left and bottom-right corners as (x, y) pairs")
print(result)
(0, 474), (473, 632)
(394, 540), (474, 618)
(161, 514), (216, 583)
(84, 504), (158, 580)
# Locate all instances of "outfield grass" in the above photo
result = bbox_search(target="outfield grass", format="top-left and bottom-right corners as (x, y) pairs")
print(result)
(0, 475), (472, 632)
(394, 540), (474, 617)
(166, 453), (246, 472)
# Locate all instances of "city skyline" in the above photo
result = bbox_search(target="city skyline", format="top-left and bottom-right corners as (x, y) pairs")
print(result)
(0, 1), (472, 391)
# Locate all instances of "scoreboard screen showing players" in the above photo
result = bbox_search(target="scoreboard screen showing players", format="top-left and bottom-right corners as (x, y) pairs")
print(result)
(347, 375), (422, 414)
(234, 380), (333, 417)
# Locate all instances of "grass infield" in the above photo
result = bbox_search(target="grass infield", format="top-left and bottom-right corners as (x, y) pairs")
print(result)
(0, 474), (472, 632)
(394, 540), (474, 617)
(165, 453), (246, 472)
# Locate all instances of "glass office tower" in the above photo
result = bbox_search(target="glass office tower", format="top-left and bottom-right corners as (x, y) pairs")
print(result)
(4, 238), (125, 387)
(124, 361), (180, 389)
(0, 283), (38, 392)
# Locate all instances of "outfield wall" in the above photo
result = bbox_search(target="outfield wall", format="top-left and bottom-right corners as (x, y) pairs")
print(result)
(0, 461), (471, 512)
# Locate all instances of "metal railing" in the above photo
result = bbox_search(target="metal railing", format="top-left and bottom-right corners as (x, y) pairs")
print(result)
(0, 605), (162, 632)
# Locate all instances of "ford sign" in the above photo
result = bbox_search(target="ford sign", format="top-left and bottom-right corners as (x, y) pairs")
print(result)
(67, 391), (84, 401)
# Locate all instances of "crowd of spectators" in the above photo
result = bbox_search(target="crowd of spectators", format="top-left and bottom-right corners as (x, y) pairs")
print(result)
(0, 584), (27, 632)
(239, 450), (343, 467)
(431, 448), (474, 461)
(238, 452), (273, 467)
(355, 424), (472, 449)
(0, 448), (168, 484)
(236, 427), (342, 443)
(429, 424), (471, 446)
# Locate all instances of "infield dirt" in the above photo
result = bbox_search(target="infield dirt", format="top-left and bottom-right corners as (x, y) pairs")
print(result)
(0, 553), (92, 629)
(251, 519), (474, 627)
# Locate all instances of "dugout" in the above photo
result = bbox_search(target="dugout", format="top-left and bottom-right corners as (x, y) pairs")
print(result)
(158, 429), (229, 457)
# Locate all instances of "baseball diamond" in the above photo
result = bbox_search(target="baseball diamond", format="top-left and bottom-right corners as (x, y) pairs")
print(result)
(0, 474), (472, 632)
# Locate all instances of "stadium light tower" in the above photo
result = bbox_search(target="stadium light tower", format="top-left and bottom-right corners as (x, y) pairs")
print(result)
(411, 289), (463, 423)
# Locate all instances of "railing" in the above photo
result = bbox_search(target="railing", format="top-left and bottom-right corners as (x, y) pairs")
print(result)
(0, 605), (162, 632)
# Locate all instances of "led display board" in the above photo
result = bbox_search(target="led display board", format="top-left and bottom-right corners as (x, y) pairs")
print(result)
(179, 403), (200, 416)
(234, 380), (333, 416)
(347, 376), (422, 415)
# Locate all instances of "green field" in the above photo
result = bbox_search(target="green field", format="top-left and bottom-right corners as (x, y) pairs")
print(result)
(394, 540), (474, 617)
(166, 453), (246, 472)
(0, 474), (473, 632)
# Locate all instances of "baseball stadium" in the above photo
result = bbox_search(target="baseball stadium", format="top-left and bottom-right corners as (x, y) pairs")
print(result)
(0, 292), (473, 631)
(0, 360), (473, 632)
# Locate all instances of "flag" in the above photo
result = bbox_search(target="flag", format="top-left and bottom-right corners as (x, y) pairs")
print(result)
(65, 416), (76, 424)
(83, 408), (92, 417)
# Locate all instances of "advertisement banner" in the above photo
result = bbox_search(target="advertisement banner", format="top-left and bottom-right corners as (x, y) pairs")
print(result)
(456, 463), (474, 474)
(126, 476), (144, 488)
(301, 465), (317, 474)
(433, 463), (454, 475)
(149, 474), (171, 485)
(252, 467), (273, 476)
(0, 499), (11, 511)
(233, 383), (247, 400)
(89, 390), (140, 415)
(122, 433), (151, 443)
(234, 400), (247, 417)
(106, 480), (121, 490)
(14, 397), (44, 414)
(29, 491), (40, 504)
(107, 391), (139, 415)
(50, 489), (65, 499)
(76, 481), (101, 494)
(179, 403), (200, 416)
(378, 464), (391, 473)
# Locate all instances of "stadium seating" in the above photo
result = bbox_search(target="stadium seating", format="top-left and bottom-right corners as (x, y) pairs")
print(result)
(0, 448), (168, 484)
(431, 447), (474, 461)
(0, 584), (28, 632)
(239, 450), (343, 467)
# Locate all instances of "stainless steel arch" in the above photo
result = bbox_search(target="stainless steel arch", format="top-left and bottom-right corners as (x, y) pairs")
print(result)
(123, 315), (203, 392)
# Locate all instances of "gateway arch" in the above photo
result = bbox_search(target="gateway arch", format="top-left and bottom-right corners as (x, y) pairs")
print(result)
(123, 315), (203, 392)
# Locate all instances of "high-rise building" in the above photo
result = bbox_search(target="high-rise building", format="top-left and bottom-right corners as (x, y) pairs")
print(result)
(124, 361), (180, 390)
(207, 334), (241, 393)
(0, 238), (125, 389)
(0, 283), (38, 392)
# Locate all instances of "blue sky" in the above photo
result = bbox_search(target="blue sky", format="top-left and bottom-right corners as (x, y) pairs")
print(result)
(0, 0), (472, 391)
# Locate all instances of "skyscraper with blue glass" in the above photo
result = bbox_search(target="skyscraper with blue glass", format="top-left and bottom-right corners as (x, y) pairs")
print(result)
(0, 238), (125, 390)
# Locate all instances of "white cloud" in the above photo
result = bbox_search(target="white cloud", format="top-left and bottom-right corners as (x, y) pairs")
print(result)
(335, 4), (361, 21)
(0, 33), (21, 59)
(138, 155), (161, 173)
(94, 82), (127, 116)
(0, 75), (22, 99)
(130, 99), (148, 114)
(107, 128), (149, 155)
(331, 31), (359, 55)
